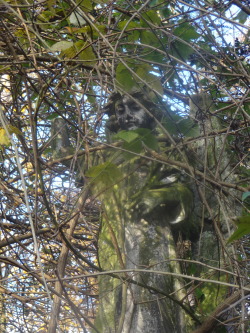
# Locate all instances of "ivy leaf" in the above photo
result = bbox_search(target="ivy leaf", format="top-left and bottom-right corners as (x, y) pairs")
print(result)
(242, 191), (250, 201)
(136, 66), (163, 95)
(0, 126), (22, 147)
(140, 30), (160, 47)
(122, 140), (143, 158)
(195, 288), (204, 301)
(163, 112), (198, 137)
(118, 21), (140, 42)
(0, 128), (11, 146)
(69, 11), (86, 26)
(134, 128), (158, 151)
(173, 22), (199, 41)
(171, 40), (194, 60)
(8, 125), (22, 136)
(51, 41), (73, 52)
(159, 7), (171, 18)
(116, 129), (158, 150)
(113, 129), (158, 160)
(36, 10), (56, 24)
(76, 41), (97, 65)
(114, 130), (139, 143)
(59, 40), (97, 65)
(141, 10), (161, 26)
(116, 63), (136, 91)
(79, 0), (93, 12)
(86, 162), (122, 189)
(71, 25), (107, 39)
(227, 215), (250, 243)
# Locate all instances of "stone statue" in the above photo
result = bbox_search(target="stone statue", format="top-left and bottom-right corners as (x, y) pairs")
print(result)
(50, 92), (242, 332)
(104, 91), (159, 135)
(92, 91), (194, 333)
(104, 92), (156, 132)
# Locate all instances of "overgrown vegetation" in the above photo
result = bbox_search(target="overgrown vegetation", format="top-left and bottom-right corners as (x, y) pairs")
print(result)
(0, 0), (249, 332)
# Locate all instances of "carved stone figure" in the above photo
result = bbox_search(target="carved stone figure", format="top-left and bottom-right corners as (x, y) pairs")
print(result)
(104, 91), (159, 134)
(50, 92), (241, 333)
(93, 91), (194, 333)
(115, 96), (149, 130)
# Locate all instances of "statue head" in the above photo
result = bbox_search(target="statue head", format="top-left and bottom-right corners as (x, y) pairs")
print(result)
(114, 95), (152, 130)
(104, 91), (159, 133)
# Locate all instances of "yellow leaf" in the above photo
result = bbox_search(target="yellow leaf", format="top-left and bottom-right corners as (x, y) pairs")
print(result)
(0, 126), (22, 147)
(0, 128), (11, 146)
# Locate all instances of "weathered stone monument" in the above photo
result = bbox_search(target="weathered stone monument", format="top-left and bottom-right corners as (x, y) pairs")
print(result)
(92, 91), (194, 333)
(51, 91), (240, 333)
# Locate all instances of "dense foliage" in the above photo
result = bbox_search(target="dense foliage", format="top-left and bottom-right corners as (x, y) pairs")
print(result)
(0, 0), (249, 332)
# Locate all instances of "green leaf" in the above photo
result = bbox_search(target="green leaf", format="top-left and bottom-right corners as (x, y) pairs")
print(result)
(60, 45), (76, 58)
(79, 0), (93, 12)
(8, 125), (22, 136)
(37, 10), (56, 23)
(159, 7), (171, 18)
(227, 216), (250, 243)
(148, 74), (164, 95)
(195, 288), (205, 301)
(141, 10), (161, 26)
(141, 48), (165, 63)
(51, 41), (73, 52)
(86, 162), (122, 189)
(113, 129), (158, 160)
(173, 22), (199, 41)
(233, 215), (250, 226)
(171, 40), (194, 60)
(134, 128), (159, 151)
(73, 25), (106, 39)
(114, 130), (139, 143)
(242, 192), (250, 201)
(75, 41), (97, 65)
(69, 11), (86, 26)
(119, 129), (158, 160)
(47, 0), (57, 11)
(116, 63), (136, 91)
(140, 30), (159, 47)
(0, 126), (22, 147)
(135, 66), (163, 95)
(59, 40), (96, 65)
(118, 21), (138, 30)
(188, 263), (198, 275)
(118, 21), (140, 42)
(122, 140), (143, 158)
(163, 112), (197, 137)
